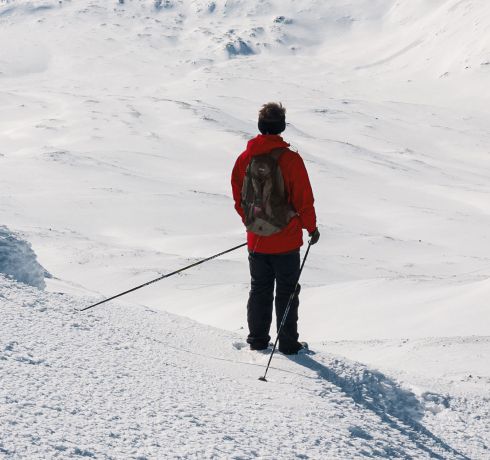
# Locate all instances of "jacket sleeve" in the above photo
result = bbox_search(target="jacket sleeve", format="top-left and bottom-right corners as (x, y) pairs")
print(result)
(231, 156), (246, 222)
(286, 154), (317, 234)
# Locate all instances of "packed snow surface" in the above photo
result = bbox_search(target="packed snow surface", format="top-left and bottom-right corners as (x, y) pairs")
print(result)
(1, 0), (490, 457)
(1, 276), (489, 459)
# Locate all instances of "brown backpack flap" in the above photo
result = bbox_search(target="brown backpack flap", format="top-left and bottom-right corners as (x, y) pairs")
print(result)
(241, 148), (296, 236)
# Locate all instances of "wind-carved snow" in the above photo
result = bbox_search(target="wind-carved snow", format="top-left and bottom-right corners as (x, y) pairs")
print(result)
(0, 226), (49, 289)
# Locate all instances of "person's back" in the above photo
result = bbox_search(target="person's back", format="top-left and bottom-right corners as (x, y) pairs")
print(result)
(231, 102), (320, 354)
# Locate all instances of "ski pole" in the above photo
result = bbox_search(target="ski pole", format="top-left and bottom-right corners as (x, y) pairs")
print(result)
(259, 240), (312, 382)
(81, 242), (247, 312)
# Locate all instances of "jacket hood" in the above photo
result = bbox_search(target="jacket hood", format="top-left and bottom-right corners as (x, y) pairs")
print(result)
(246, 134), (290, 157)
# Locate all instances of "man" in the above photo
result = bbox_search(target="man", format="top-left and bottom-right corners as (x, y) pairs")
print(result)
(231, 102), (319, 355)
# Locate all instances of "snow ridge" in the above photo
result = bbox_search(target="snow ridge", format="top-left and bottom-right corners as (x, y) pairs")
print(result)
(0, 226), (49, 289)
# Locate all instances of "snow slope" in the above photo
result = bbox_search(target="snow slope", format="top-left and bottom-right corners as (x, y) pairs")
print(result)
(1, 0), (490, 340)
(1, 0), (489, 341)
(1, 275), (488, 459)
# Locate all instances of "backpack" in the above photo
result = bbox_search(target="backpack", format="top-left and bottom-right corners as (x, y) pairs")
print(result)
(241, 148), (296, 236)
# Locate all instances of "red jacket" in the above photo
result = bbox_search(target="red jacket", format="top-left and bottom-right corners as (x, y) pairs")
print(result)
(231, 134), (317, 254)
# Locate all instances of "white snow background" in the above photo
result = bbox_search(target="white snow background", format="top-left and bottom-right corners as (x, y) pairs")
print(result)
(0, 0), (489, 458)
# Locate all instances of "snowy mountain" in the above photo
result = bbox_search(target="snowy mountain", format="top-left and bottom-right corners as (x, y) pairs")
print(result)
(1, 0), (489, 339)
(1, 0), (489, 457)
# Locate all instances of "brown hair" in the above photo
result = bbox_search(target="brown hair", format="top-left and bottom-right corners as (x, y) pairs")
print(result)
(259, 102), (286, 122)
(258, 102), (286, 134)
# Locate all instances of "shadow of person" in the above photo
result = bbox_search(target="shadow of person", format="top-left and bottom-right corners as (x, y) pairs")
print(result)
(287, 354), (469, 460)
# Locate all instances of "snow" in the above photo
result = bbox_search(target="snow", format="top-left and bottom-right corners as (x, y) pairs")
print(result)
(0, 0), (489, 457)
(1, 275), (488, 458)
(0, 226), (49, 289)
(0, 0), (489, 339)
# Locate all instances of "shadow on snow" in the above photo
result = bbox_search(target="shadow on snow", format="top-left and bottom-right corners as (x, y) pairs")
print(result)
(289, 354), (469, 460)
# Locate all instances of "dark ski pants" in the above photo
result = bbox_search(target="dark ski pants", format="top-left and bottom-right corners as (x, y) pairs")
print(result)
(246, 250), (301, 353)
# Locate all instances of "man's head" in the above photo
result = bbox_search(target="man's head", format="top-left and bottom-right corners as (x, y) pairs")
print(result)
(258, 102), (286, 135)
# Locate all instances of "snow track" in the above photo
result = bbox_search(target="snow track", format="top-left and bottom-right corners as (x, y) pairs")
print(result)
(1, 276), (485, 459)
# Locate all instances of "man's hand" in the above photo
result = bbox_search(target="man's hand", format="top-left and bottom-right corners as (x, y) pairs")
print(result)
(309, 228), (320, 245)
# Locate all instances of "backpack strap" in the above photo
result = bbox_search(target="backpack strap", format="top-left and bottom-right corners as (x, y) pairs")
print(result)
(269, 148), (297, 218)
(268, 147), (288, 160)
(267, 147), (289, 196)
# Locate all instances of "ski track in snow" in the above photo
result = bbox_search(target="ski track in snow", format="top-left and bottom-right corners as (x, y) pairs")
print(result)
(1, 276), (486, 459)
